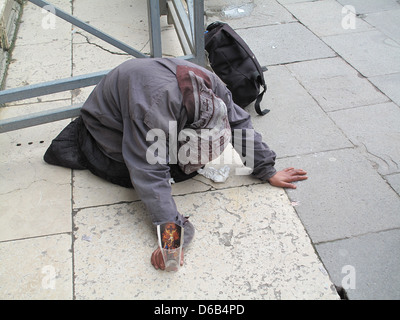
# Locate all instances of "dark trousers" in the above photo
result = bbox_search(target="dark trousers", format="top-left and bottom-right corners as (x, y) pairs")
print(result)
(44, 117), (197, 188)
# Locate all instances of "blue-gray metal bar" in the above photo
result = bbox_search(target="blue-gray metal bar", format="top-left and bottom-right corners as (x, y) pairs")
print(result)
(0, 0), (205, 134)
(0, 70), (108, 104)
(148, 0), (163, 57)
(0, 104), (82, 133)
(167, 0), (192, 55)
(186, 0), (195, 43)
(171, 0), (194, 50)
(192, 0), (205, 66)
(29, 0), (148, 58)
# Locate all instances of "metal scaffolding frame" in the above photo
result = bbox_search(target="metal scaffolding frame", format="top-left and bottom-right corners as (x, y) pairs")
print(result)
(0, 0), (205, 133)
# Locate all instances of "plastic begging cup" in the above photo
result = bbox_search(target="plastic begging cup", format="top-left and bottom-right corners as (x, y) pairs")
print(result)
(163, 247), (181, 272)
(157, 222), (184, 272)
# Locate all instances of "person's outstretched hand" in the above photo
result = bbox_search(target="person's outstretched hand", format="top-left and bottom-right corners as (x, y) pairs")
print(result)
(268, 167), (308, 189)
(151, 247), (184, 270)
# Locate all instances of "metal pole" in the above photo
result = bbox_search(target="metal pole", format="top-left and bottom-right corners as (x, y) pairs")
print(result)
(147, 0), (163, 57)
(0, 70), (108, 104)
(186, 0), (195, 43)
(0, 104), (82, 133)
(193, 0), (205, 66)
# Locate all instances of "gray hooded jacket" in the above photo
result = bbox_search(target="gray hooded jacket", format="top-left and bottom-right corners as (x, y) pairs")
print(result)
(80, 58), (276, 246)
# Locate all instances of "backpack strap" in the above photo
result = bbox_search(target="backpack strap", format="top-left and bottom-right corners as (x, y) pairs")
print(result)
(255, 84), (269, 115)
(251, 71), (270, 115)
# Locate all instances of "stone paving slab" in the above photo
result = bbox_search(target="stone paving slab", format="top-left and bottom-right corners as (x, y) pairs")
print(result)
(316, 229), (400, 300)
(247, 65), (352, 157)
(286, 57), (388, 112)
(236, 22), (336, 67)
(363, 9), (400, 44)
(205, 0), (296, 29)
(73, 184), (338, 300)
(369, 72), (400, 107)
(72, 0), (148, 46)
(328, 102), (400, 176)
(386, 173), (400, 196)
(0, 102), (71, 242)
(277, 0), (312, 4)
(336, 0), (400, 14)
(277, 148), (400, 244)
(322, 30), (400, 78)
(282, 0), (373, 37)
(0, 234), (72, 299)
(4, 0), (72, 105)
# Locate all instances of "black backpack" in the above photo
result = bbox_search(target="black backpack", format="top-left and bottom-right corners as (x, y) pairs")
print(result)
(205, 21), (269, 116)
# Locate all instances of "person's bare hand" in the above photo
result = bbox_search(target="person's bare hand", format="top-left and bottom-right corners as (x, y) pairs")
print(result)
(268, 167), (308, 189)
(151, 247), (184, 270)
